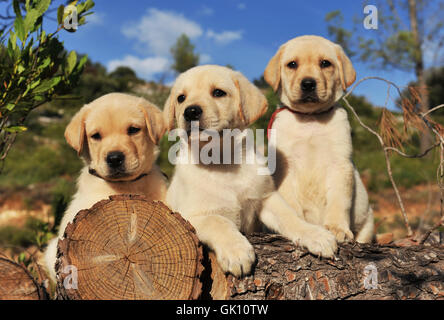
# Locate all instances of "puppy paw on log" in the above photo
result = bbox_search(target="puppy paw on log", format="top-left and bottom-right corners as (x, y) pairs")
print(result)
(55, 195), (203, 300)
(0, 256), (48, 300)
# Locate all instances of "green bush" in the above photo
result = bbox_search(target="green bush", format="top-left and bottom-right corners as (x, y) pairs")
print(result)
(50, 177), (77, 232)
(0, 225), (35, 249)
(0, 132), (82, 188)
(0, 216), (53, 251)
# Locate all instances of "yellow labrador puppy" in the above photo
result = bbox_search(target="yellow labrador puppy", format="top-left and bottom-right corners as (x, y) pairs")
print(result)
(44, 93), (167, 282)
(164, 65), (337, 277)
(264, 35), (373, 244)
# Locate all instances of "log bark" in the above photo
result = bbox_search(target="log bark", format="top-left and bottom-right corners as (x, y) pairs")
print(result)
(53, 195), (444, 300)
(207, 233), (444, 300)
(55, 194), (203, 300)
(0, 256), (48, 300)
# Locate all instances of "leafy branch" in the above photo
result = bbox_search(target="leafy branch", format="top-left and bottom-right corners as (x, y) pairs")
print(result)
(0, 0), (95, 170)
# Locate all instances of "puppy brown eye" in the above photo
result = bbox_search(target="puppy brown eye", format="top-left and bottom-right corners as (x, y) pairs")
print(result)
(320, 60), (332, 68)
(91, 133), (101, 140)
(212, 89), (226, 97)
(287, 61), (298, 69)
(128, 126), (141, 135)
(177, 95), (186, 103)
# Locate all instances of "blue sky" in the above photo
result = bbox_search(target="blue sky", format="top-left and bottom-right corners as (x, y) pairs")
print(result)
(10, 0), (438, 109)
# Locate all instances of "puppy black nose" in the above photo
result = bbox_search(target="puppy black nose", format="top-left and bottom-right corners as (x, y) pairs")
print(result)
(184, 105), (202, 122)
(301, 78), (317, 92)
(106, 151), (125, 168)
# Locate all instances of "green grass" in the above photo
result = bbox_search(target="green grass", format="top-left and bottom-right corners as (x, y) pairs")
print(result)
(0, 113), (82, 189)
(0, 143), (82, 188)
(0, 217), (54, 252)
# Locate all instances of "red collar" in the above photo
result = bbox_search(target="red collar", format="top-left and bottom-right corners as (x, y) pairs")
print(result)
(267, 105), (335, 140)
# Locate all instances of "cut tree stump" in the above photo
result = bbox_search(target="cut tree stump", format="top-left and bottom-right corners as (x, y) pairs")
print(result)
(54, 194), (444, 300)
(0, 256), (48, 300)
(55, 194), (203, 300)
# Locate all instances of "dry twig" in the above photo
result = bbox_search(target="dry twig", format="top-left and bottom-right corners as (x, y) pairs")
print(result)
(342, 76), (444, 239)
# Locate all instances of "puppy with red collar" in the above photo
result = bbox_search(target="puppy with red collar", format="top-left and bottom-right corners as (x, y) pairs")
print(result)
(265, 35), (374, 245)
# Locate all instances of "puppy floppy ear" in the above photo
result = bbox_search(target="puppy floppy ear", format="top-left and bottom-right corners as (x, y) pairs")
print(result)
(139, 99), (166, 145)
(264, 46), (283, 92)
(232, 71), (268, 126)
(65, 106), (90, 155)
(163, 91), (176, 131)
(335, 45), (356, 90)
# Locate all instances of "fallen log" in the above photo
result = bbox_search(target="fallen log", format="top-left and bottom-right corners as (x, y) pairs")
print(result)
(0, 256), (48, 300)
(54, 195), (444, 300)
(208, 233), (444, 300)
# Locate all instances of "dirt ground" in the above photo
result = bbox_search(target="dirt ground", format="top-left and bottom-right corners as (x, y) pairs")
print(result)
(371, 184), (442, 239)
(0, 188), (53, 228)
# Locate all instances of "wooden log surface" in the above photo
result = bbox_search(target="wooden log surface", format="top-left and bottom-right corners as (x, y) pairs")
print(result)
(0, 256), (48, 300)
(51, 195), (444, 300)
(207, 233), (444, 300)
(55, 194), (203, 300)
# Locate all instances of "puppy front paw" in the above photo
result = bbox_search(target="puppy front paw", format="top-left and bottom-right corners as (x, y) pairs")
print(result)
(213, 234), (256, 278)
(295, 225), (338, 258)
(324, 223), (354, 243)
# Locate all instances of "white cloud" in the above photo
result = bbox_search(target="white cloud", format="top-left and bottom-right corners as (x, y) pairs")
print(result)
(107, 55), (170, 79)
(86, 12), (105, 25)
(199, 6), (214, 16)
(113, 8), (243, 80)
(122, 8), (203, 55)
(200, 53), (212, 64)
(206, 29), (243, 45)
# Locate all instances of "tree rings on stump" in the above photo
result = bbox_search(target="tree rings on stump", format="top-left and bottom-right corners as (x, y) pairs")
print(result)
(55, 194), (203, 300)
(0, 257), (48, 300)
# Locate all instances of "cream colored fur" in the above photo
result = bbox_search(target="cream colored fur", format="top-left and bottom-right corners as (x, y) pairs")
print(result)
(264, 35), (374, 244)
(164, 65), (338, 277)
(43, 93), (167, 282)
